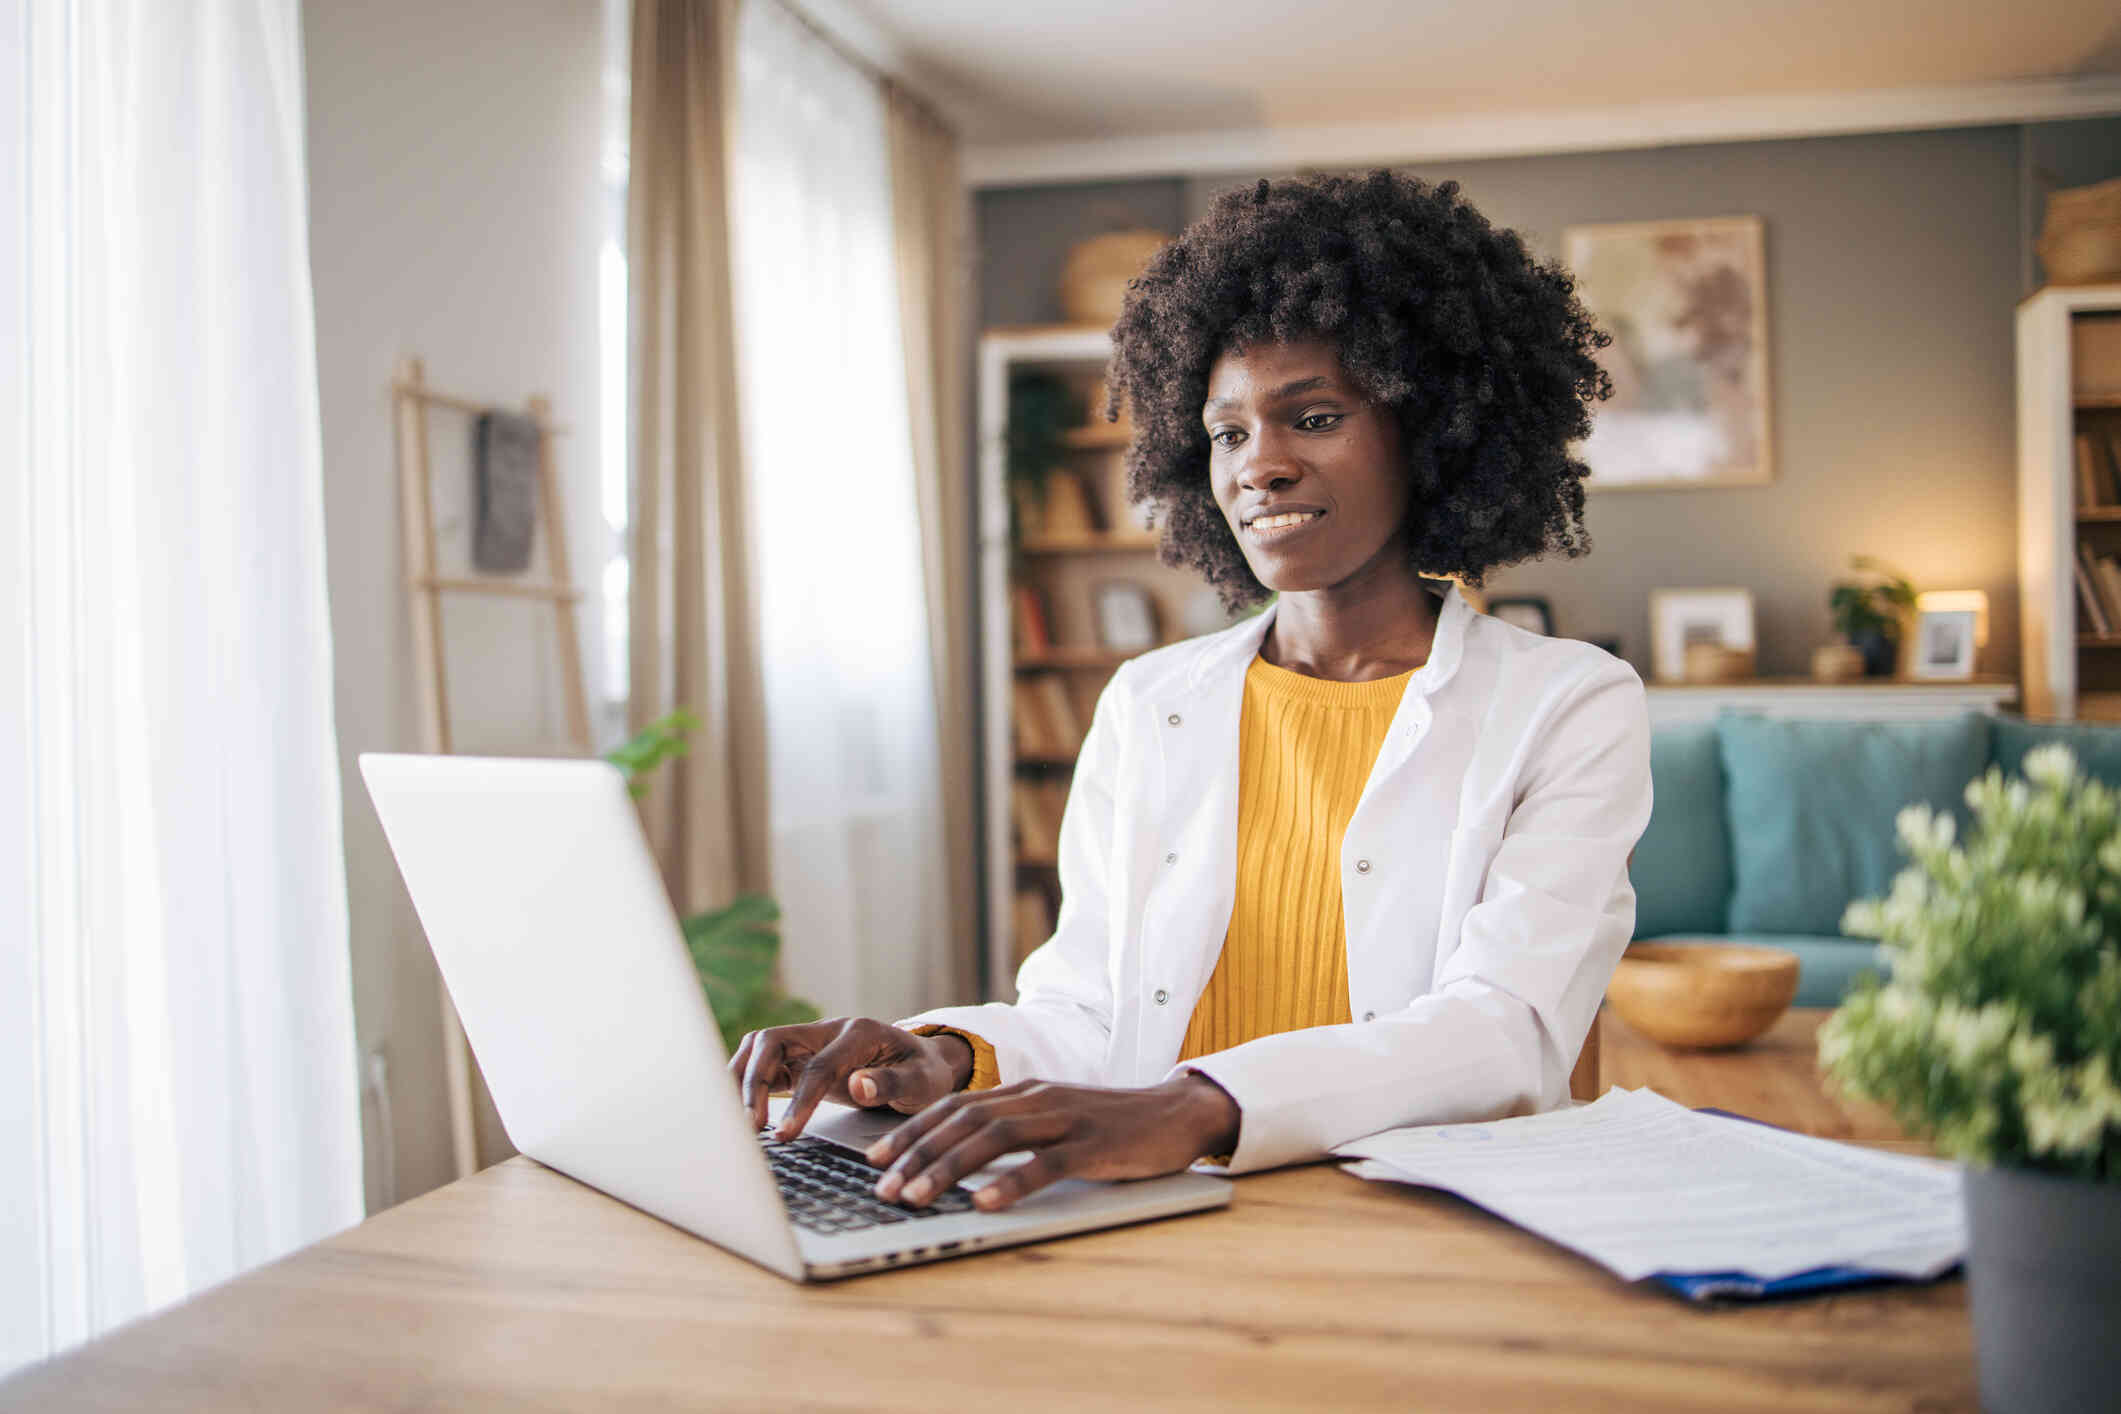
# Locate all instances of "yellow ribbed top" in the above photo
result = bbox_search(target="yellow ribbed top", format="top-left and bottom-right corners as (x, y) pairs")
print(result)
(1177, 656), (1410, 1061)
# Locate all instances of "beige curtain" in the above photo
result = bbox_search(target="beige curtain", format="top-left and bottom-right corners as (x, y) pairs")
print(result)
(885, 83), (979, 1003)
(627, 0), (770, 912)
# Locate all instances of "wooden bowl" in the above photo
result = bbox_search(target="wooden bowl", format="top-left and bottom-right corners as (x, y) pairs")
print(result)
(1606, 942), (1800, 1050)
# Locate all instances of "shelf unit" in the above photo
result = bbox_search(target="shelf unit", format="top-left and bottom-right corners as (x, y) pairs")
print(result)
(976, 326), (1224, 999)
(2019, 284), (2121, 721)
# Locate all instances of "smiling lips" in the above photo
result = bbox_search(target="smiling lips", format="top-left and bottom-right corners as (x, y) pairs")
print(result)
(1246, 508), (1326, 539)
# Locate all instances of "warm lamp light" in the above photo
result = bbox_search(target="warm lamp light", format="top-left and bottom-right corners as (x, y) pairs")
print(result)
(1916, 589), (1990, 647)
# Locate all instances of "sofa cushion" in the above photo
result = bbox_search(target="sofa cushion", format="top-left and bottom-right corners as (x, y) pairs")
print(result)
(1717, 712), (1992, 937)
(1631, 722), (1732, 938)
(1992, 718), (2121, 790)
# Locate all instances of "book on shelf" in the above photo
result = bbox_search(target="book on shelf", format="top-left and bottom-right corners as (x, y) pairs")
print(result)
(1011, 678), (1061, 756)
(1028, 675), (1083, 752)
(2079, 433), (2107, 508)
(2097, 554), (2121, 638)
(2079, 545), (2115, 637)
(1012, 584), (1052, 657)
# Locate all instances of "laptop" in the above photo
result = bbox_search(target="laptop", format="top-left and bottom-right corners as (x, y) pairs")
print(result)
(359, 753), (1231, 1281)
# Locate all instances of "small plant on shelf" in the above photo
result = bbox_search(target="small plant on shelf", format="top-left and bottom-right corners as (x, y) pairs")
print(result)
(1006, 373), (1079, 545)
(1828, 555), (1917, 676)
(604, 710), (819, 1052)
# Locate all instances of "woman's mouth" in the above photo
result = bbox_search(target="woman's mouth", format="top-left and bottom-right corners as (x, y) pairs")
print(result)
(1246, 509), (1325, 541)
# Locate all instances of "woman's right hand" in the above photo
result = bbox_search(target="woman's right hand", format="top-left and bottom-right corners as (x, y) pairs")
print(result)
(727, 1017), (973, 1141)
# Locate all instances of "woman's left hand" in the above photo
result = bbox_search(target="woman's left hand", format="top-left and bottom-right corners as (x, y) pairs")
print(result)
(865, 1074), (1241, 1212)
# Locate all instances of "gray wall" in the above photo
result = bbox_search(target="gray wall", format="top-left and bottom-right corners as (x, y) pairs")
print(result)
(305, 0), (608, 1211)
(977, 120), (2121, 681)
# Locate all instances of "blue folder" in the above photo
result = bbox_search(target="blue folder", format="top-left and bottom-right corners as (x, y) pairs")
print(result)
(1645, 1109), (1963, 1303)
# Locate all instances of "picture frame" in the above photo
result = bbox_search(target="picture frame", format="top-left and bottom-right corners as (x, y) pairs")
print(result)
(1562, 215), (1774, 492)
(1909, 607), (1979, 681)
(1648, 588), (1757, 683)
(1486, 596), (1554, 637)
(1091, 580), (1160, 653)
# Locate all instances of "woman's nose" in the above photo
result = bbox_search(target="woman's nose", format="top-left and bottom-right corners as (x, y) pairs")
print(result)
(1238, 438), (1303, 494)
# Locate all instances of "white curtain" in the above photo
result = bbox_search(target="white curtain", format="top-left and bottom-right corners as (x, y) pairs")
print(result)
(730, 0), (952, 1021)
(2, 0), (363, 1374)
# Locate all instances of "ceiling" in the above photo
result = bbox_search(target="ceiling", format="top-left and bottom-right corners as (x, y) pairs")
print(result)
(807, 0), (2121, 182)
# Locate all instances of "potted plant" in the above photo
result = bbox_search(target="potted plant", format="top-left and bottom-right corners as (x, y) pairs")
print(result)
(1819, 745), (2120, 1413)
(1827, 554), (1918, 677)
(605, 710), (819, 1052)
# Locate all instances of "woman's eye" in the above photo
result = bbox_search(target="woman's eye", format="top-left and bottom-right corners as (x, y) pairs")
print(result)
(1208, 428), (1244, 448)
(1296, 412), (1344, 432)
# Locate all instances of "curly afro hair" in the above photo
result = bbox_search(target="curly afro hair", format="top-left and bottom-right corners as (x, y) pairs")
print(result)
(1103, 170), (1611, 609)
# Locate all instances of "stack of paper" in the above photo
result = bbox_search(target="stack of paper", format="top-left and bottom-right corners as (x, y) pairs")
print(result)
(1334, 1089), (1963, 1296)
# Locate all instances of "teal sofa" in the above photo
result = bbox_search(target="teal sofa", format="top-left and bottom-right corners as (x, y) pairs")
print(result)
(1630, 713), (2121, 1007)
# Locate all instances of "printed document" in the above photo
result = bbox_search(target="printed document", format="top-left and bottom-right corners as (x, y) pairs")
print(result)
(1333, 1088), (1963, 1284)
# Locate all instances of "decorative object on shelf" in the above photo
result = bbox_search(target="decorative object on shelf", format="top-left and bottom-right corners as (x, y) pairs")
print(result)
(1682, 642), (1754, 684)
(1604, 941), (1799, 1050)
(1586, 636), (1624, 661)
(1092, 580), (1160, 653)
(1649, 587), (1757, 683)
(1810, 641), (1864, 682)
(2038, 176), (2121, 286)
(1018, 469), (1098, 541)
(605, 711), (818, 1051)
(1562, 215), (1772, 490)
(1907, 590), (1989, 682)
(1059, 228), (1169, 326)
(1819, 745), (2121, 1413)
(1828, 554), (1919, 678)
(1487, 595), (1554, 636)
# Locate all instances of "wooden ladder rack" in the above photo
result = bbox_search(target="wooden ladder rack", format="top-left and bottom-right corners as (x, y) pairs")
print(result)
(389, 353), (593, 1180)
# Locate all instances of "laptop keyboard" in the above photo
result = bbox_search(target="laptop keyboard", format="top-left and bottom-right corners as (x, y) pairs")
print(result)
(760, 1132), (975, 1234)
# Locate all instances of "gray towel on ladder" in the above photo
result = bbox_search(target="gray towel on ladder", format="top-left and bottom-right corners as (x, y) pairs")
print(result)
(473, 410), (540, 572)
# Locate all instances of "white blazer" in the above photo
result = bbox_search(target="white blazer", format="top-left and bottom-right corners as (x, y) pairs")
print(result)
(902, 583), (1653, 1173)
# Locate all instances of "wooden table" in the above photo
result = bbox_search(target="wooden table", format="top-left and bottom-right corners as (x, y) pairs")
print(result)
(1, 1010), (1973, 1412)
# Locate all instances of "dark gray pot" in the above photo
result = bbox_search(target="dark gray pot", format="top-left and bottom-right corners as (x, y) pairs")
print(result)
(1963, 1163), (2121, 1414)
(1849, 625), (1897, 677)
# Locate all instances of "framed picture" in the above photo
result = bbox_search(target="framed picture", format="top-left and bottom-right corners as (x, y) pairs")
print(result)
(1910, 607), (1979, 681)
(1487, 596), (1554, 637)
(1092, 580), (1159, 653)
(1562, 215), (1773, 491)
(1649, 588), (1756, 683)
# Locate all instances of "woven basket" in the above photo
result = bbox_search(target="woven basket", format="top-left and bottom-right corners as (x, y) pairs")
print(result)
(1059, 230), (1169, 327)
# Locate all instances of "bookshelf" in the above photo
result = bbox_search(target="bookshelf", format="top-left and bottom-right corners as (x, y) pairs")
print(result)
(2020, 284), (2121, 722)
(977, 326), (1233, 999)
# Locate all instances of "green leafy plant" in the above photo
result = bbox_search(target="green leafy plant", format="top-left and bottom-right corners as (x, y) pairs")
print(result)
(605, 711), (820, 1051)
(1820, 746), (2121, 1179)
(1006, 373), (1079, 544)
(1828, 555), (1918, 642)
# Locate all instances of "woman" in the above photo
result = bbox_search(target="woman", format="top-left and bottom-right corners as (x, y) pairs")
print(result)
(730, 171), (1652, 1213)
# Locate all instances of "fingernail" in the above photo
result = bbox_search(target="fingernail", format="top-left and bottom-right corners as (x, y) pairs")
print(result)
(904, 1177), (932, 1204)
(875, 1173), (902, 1200)
(974, 1187), (1001, 1210)
(865, 1140), (889, 1164)
(852, 1075), (875, 1104)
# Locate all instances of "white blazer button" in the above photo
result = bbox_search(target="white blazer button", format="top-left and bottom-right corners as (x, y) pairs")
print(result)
(1153, 988), (1169, 1005)
(1355, 859), (1372, 874)
(1363, 1011), (1376, 1023)
(1166, 713), (1182, 727)
(1165, 851), (1178, 865)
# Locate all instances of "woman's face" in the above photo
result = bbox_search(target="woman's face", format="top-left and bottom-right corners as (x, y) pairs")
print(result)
(1202, 337), (1412, 596)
